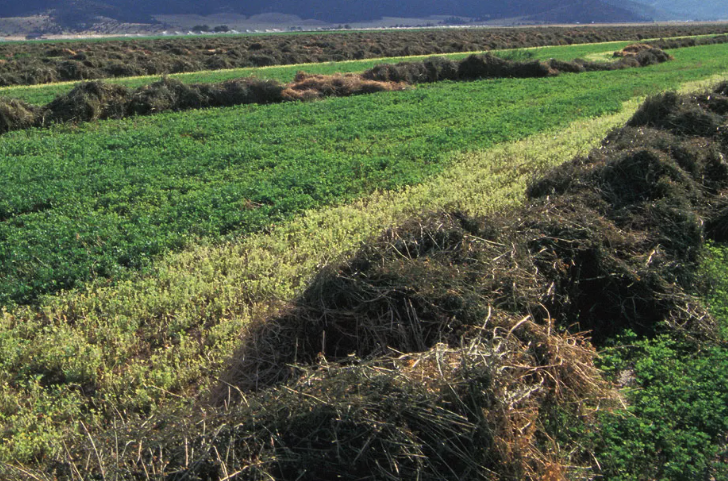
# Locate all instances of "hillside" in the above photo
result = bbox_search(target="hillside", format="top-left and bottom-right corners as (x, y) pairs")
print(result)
(7, 0), (728, 31)
(520, 0), (649, 24)
(1, 0), (652, 28)
(643, 0), (728, 20)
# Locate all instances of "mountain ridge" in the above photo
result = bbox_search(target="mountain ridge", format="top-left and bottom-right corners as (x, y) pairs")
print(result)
(0, 0), (726, 29)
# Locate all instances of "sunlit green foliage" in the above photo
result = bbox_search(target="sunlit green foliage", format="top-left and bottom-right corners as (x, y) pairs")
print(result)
(2, 44), (728, 307)
(576, 244), (728, 480)
(0, 42), (632, 105)
(1, 41), (728, 470)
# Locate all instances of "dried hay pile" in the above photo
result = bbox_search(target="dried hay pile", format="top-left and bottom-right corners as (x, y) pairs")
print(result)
(547, 58), (586, 73)
(43, 81), (130, 124)
(613, 43), (655, 57)
(49, 85), (728, 481)
(127, 77), (212, 115)
(362, 57), (461, 83)
(207, 77), (287, 106)
(0, 97), (40, 133)
(362, 47), (673, 84)
(457, 54), (556, 80)
(66, 313), (604, 481)
(363, 53), (557, 83)
(282, 72), (407, 101)
(627, 88), (725, 136)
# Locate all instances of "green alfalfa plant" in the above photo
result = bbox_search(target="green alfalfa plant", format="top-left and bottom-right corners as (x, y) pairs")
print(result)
(494, 49), (536, 62)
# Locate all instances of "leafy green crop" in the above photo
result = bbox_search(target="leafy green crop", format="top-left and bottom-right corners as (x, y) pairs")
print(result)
(2, 43), (728, 307)
(586, 243), (728, 480)
(0, 42), (631, 105)
(595, 336), (728, 480)
(705, 243), (728, 338)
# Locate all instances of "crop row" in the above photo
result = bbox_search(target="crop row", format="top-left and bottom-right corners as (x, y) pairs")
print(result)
(0, 46), (673, 136)
(3, 59), (728, 469)
(0, 41), (635, 106)
(0, 23), (727, 87)
(0, 43), (727, 309)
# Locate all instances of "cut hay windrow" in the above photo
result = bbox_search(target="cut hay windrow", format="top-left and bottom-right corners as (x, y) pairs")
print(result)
(361, 46), (673, 84)
(645, 33), (728, 51)
(0, 25), (725, 88)
(611, 34), (728, 60)
(42, 83), (728, 480)
(0, 47), (675, 136)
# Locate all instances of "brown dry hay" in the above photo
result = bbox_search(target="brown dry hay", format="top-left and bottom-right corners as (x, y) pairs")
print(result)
(281, 72), (407, 101)
(0, 96), (40, 132)
(16, 66), (728, 481)
(613, 43), (655, 57)
(63, 316), (608, 480)
(43, 80), (130, 123)
(0, 46), (674, 137)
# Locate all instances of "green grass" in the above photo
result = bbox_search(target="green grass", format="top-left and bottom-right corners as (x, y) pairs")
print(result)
(2, 43), (728, 308)
(705, 243), (728, 338)
(583, 243), (728, 480)
(0, 41), (632, 105)
(1, 42), (728, 468)
(0, 91), (640, 469)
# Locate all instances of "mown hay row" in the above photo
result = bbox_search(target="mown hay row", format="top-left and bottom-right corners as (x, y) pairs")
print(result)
(362, 47), (672, 84)
(647, 33), (728, 51)
(0, 47), (674, 136)
(0, 24), (725, 87)
(611, 35), (728, 60)
(0, 75), (406, 133)
(42, 83), (728, 481)
(281, 72), (405, 101)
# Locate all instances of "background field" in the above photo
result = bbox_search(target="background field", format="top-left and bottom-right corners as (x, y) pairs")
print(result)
(1, 23), (727, 88)
(1, 32), (728, 479)
(0, 42), (626, 104)
(0, 40), (711, 105)
(2, 43), (728, 307)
